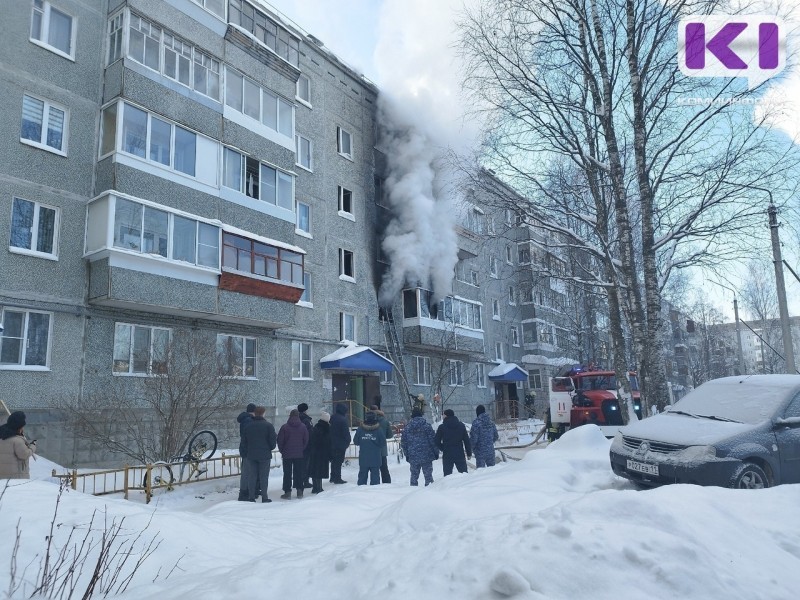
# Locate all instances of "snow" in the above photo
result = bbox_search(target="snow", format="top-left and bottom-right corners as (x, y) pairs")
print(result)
(488, 361), (524, 377)
(2, 425), (799, 599)
(318, 341), (395, 365)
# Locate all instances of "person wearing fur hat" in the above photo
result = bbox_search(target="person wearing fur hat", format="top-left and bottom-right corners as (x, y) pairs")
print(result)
(435, 409), (472, 476)
(308, 411), (331, 494)
(0, 411), (36, 479)
(400, 407), (439, 486)
(370, 404), (393, 483)
(353, 411), (386, 485)
(297, 403), (314, 489)
(470, 405), (499, 468)
(237, 403), (258, 501)
(329, 403), (352, 484)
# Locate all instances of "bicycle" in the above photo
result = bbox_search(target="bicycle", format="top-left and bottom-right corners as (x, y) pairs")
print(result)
(143, 430), (218, 490)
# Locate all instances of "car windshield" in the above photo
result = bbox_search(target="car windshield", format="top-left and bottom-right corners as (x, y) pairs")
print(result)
(628, 375), (639, 391)
(667, 377), (799, 424)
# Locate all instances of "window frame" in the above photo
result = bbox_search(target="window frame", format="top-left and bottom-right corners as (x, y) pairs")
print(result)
(298, 272), (312, 305)
(413, 355), (431, 386)
(20, 93), (69, 155)
(295, 134), (312, 171)
(495, 341), (503, 361)
(9, 197), (59, 260)
(112, 322), (171, 376)
(296, 73), (311, 106)
(489, 256), (498, 278)
(340, 312), (356, 343)
(476, 363), (486, 388)
(296, 201), (311, 236)
(448, 359), (464, 387)
(221, 231), (304, 285)
(338, 185), (354, 218)
(337, 126), (352, 160)
(339, 248), (355, 281)
(291, 340), (312, 380)
(0, 308), (53, 370)
(216, 333), (257, 378)
(492, 299), (500, 320)
(30, 0), (76, 60)
(511, 326), (520, 347)
(528, 369), (542, 390)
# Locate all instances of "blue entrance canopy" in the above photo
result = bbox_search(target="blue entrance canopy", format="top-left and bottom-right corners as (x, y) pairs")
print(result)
(320, 343), (394, 372)
(488, 362), (528, 382)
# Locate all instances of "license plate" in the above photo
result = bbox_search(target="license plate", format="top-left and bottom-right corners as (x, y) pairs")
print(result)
(627, 459), (659, 476)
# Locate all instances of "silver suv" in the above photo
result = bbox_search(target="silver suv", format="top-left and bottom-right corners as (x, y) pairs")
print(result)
(609, 375), (800, 488)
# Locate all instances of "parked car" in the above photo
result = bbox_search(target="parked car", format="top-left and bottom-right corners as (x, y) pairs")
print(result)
(609, 375), (800, 489)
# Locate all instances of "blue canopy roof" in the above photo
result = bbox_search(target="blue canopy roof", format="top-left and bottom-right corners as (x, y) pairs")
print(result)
(488, 362), (528, 382)
(319, 344), (394, 372)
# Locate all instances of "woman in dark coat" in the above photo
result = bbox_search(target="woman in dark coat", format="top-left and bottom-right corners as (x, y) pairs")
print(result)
(308, 412), (332, 494)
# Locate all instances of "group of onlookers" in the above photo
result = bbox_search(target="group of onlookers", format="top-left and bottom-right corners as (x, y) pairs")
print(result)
(0, 402), (500, 495)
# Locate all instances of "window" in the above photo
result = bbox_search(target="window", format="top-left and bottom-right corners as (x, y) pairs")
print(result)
(163, 32), (192, 87)
(10, 198), (58, 258)
(476, 363), (486, 388)
(338, 186), (353, 216)
(339, 248), (354, 279)
(222, 147), (294, 210)
(217, 334), (256, 377)
(292, 340), (312, 379)
(340, 312), (356, 342)
(521, 286), (534, 304)
(413, 355), (431, 386)
(296, 73), (311, 104)
(448, 360), (464, 386)
(225, 67), (294, 137)
(116, 103), (197, 176)
(299, 272), (311, 303)
(222, 231), (304, 284)
(508, 286), (516, 305)
(495, 342), (503, 361)
(228, 0), (299, 67)
(471, 271), (478, 286)
(490, 257), (498, 278)
(128, 14), (161, 71)
(192, 0), (225, 17)
(492, 299), (500, 319)
(112, 197), (219, 268)
(337, 126), (352, 159)
(107, 12), (123, 64)
(528, 369), (542, 390)
(124, 14), (221, 101)
(518, 243), (531, 264)
(1, 309), (51, 368)
(374, 176), (387, 207)
(296, 201), (311, 234)
(20, 94), (67, 154)
(466, 207), (486, 235)
(511, 326), (519, 347)
(296, 135), (312, 170)
(112, 323), (169, 375)
(30, 0), (74, 58)
(505, 245), (513, 264)
(523, 323), (537, 344)
(487, 216), (495, 235)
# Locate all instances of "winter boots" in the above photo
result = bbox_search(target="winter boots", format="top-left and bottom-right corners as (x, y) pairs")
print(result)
(311, 478), (324, 494)
(280, 491), (291, 500)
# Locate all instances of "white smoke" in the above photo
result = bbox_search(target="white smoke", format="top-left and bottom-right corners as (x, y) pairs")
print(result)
(374, 0), (481, 307)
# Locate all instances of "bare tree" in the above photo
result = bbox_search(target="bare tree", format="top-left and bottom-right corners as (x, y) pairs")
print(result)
(55, 329), (244, 464)
(458, 0), (799, 413)
(740, 259), (783, 372)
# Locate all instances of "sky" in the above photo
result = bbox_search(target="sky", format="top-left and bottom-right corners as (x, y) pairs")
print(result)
(262, 0), (800, 320)
(2, 423), (799, 599)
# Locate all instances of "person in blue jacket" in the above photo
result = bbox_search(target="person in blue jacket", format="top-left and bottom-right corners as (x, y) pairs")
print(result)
(470, 404), (499, 468)
(353, 411), (386, 485)
(435, 409), (472, 476)
(400, 407), (439, 486)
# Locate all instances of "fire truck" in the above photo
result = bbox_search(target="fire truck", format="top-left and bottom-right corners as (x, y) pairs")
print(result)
(547, 366), (642, 439)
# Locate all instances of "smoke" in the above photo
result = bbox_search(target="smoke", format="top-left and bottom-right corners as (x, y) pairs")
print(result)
(374, 0), (481, 307)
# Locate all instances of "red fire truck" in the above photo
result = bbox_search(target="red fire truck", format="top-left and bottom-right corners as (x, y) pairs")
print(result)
(547, 366), (642, 439)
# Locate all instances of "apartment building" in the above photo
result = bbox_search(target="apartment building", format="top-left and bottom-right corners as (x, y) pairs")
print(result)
(1, 0), (614, 467)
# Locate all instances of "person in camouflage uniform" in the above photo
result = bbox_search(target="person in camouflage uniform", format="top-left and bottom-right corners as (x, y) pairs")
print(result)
(469, 404), (499, 468)
(400, 407), (439, 486)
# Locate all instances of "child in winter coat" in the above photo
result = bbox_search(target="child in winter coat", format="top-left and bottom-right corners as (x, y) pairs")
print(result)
(353, 411), (386, 485)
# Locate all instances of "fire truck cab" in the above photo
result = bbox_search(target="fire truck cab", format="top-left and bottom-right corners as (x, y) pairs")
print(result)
(547, 366), (642, 439)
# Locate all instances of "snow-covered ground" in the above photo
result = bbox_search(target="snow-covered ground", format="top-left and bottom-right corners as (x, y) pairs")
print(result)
(2, 425), (798, 599)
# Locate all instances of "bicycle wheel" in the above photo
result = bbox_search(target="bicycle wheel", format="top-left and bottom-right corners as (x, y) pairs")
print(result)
(143, 461), (174, 489)
(188, 430), (217, 460)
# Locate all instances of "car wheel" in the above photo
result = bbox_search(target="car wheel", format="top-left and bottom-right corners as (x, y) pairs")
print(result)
(730, 462), (769, 489)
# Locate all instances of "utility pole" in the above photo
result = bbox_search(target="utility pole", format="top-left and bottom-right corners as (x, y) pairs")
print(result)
(768, 203), (796, 374)
(732, 295), (745, 375)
